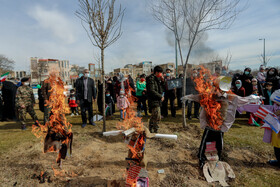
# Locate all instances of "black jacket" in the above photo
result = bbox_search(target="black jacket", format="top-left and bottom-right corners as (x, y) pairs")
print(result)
(75, 77), (96, 102)
(146, 74), (164, 108)
(240, 70), (253, 96)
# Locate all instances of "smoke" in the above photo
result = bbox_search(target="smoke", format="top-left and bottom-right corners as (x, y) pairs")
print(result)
(165, 29), (219, 63)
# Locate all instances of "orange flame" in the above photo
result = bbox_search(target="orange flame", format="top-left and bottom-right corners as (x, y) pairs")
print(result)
(116, 80), (145, 186)
(194, 66), (223, 130)
(32, 71), (73, 166)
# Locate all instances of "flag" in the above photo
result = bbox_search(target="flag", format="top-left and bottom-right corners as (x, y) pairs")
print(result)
(263, 114), (280, 133)
(248, 114), (261, 127)
(126, 162), (142, 187)
(254, 106), (274, 120)
(0, 72), (9, 82)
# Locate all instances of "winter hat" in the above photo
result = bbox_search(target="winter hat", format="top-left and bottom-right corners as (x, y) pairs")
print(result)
(260, 65), (265, 70)
(21, 77), (29, 83)
(120, 89), (125, 95)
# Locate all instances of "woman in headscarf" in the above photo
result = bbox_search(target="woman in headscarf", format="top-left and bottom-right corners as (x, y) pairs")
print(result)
(232, 80), (245, 97)
(240, 68), (253, 96)
(266, 68), (280, 90)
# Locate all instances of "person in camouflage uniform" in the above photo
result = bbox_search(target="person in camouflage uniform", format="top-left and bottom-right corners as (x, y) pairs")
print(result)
(15, 77), (38, 130)
(146, 66), (164, 133)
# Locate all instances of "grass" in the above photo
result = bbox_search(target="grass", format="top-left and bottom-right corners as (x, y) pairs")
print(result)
(1, 105), (280, 186)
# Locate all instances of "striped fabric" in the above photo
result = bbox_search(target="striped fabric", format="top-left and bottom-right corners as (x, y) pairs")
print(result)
(254, 106), (273, 120)
(126, 163), (142, 187)
(263, 114), (280, 134)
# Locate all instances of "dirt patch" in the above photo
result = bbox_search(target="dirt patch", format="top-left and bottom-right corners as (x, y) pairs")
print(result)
(0, 118), (279, 186)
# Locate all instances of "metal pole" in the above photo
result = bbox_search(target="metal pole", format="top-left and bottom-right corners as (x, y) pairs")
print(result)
(263, 38), (266, 66)
(175, 37), (178, 78)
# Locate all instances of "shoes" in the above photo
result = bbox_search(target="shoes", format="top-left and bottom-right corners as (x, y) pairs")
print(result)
(81, 124), (87, 128)
(70, 113), (74, 117)
(195, 116), (199, 119)
(268, 160), (280, 167)
(76, 113), (79, 116)
(188, 116), (192, 120)
(90, 122), (96, 126)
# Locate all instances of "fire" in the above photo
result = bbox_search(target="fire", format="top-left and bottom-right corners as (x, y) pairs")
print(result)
(32, 71), (73, 167)
(116, 82), (145, 187)
(193, 66), (223, 130)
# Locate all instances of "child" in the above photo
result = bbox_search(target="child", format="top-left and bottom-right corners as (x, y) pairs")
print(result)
(105, 90), (114, 117)
(68, 89), (79, 116)
(117, 90), (130, 121)
(264, 82), (275, 105)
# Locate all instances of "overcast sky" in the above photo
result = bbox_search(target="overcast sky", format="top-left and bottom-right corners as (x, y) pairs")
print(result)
(0, 0), (279, 73)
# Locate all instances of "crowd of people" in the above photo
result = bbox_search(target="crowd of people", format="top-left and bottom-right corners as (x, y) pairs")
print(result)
(0, 65), (279, 132)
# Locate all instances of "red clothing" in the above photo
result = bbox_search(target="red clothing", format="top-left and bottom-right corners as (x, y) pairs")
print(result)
(69, 96), (78, 108)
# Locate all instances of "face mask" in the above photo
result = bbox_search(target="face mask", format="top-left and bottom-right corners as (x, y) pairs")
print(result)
(245, 71), (250, 75)
(252, 82), (257, 86)
(84, 73), (90, 78)
(140, 78), (145, 82)
(269, 71), (274, 75)
(266, 86), (272, 90)
(106, 94), (110, 97)
(193, 73), (197, 77)
(166, 73), (170, 77)
(120, 95), (124, 98)
(236, 84), (241, 88)
(156, 73), (162, 78)
(24, 82), (29, 86)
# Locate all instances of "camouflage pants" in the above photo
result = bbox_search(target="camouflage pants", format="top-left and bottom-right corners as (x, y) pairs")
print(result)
(18, 104), (38, 125)
(149, 106), (161, 133)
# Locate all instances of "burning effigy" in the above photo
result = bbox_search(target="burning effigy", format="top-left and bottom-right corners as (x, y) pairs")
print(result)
(181, 66), (260, 184)
(104, 93), (177, 187)
(32, 72), (73, 167)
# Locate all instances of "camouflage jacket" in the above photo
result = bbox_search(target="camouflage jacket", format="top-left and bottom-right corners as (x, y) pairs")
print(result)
(146, 74), (164, 108)
(16, 85), (35, 106)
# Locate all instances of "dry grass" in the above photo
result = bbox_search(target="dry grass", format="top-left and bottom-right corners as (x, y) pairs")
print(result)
(0, 105), (280, 186)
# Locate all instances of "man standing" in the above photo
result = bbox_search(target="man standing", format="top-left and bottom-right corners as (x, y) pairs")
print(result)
(76, 69), (96, 128)
(15, 77), (38, 130)
(186, 69), (200, 120)
(162, 69), (176, 117)
(42, 76), (52, 125)
(146, 66), (164, 133)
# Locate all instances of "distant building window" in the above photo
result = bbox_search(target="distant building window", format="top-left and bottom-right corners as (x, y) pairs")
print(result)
(62, 62), (64, 67)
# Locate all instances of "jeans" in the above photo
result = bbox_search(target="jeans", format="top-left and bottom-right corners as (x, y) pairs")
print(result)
(120, 109), (126, 120)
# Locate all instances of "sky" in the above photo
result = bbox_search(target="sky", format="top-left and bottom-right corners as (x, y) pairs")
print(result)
(0, 0), (279, 73)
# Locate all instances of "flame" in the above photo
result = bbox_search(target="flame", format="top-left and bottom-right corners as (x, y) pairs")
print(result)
(32, 71), (73, 167)
(116, 81), (145, 186)
(193, 66), (223, 130)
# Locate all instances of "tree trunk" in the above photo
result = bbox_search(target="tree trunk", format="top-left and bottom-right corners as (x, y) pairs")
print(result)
(101, 48), (106, 132)
(182, 66), (187, 128)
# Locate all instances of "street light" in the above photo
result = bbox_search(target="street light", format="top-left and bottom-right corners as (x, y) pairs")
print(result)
(259, 38), (266, 66)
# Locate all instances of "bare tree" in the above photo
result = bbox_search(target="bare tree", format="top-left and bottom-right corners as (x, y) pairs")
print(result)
(0, 55), (15, 75)
(76, 0), (125, 132)
(151, 0), (242, 127)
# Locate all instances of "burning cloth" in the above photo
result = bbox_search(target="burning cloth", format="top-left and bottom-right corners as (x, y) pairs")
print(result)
(181, 67), (260, 168)
(32, 72), (73, 167)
